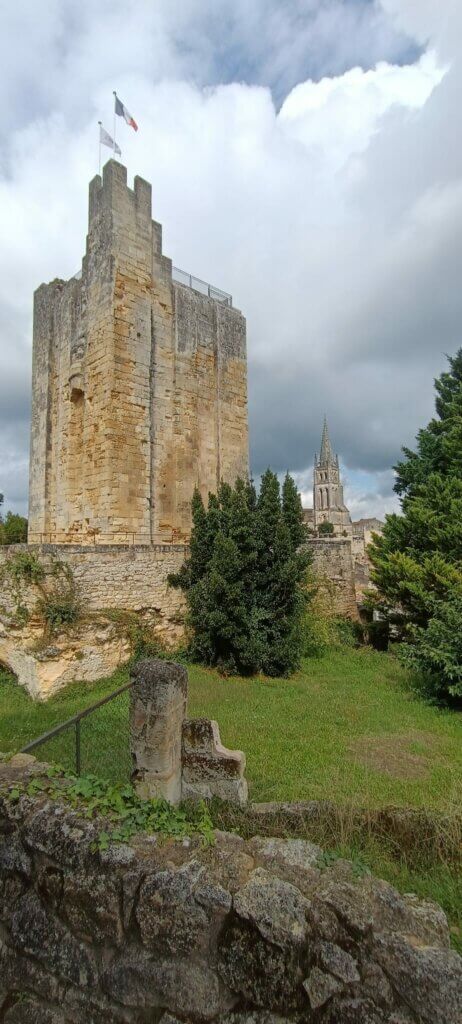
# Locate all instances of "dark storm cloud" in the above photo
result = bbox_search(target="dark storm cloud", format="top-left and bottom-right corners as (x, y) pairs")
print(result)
(0, 0), (459, 519)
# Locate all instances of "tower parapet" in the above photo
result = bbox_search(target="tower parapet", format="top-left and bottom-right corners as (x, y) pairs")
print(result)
(28, 160), (248, 545)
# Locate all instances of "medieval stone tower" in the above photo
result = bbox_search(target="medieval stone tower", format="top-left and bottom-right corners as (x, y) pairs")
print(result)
(28, 160), (249, 545)
(313, 418), (352, 535)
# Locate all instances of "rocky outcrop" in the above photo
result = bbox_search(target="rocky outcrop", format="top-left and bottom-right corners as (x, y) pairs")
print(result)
(0, 756), (460, 1023)
(0, 616), (131, 700)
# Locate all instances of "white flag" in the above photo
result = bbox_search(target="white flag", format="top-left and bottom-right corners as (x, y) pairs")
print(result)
(99, 124), (121, 156)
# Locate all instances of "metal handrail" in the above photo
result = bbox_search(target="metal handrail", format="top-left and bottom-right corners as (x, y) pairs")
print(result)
(71, 265), (232, 306)
(172, 266), (232, 306)
(20, 681), (133, 775)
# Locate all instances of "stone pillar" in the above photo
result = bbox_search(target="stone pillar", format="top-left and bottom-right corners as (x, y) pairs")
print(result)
(130, 659), (188, 804)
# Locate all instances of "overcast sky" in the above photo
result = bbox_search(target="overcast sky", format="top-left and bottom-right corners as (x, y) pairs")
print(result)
(1, 0), (461, 520)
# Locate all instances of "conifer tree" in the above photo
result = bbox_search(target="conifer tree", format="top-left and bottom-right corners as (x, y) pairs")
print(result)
(282, 472), (307, 550)
(170, 471), (311, 677)
(256, 469), (311, 676)
(370, 350), (462, 701)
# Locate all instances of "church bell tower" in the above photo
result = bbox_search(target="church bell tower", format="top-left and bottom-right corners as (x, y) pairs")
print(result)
(313, 418), (352, 535)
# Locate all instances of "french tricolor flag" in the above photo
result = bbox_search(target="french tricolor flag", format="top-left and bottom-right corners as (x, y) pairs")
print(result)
(114, 93), (138, 131)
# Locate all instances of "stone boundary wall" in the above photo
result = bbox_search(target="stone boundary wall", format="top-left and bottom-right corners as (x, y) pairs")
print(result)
(308, 538), (358, 619)
(0, 543), (187, 619)
(0, 545), (188, 697)
(0, 756), (461, 1023)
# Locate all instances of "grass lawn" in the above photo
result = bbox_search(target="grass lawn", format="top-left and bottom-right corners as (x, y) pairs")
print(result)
(1, 647), (461, 948)
(1, 647), (461, 810)
(188, 648), (462, 812)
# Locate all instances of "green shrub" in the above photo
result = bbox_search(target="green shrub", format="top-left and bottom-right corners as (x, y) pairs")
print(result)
(400, 594), (462, 704)
(170, 472), (312, 677)
(333, 616), (365, 648)
(303, 608), (333, 657)
(4, 551), (44, 586)
(318, 521), (334, 536)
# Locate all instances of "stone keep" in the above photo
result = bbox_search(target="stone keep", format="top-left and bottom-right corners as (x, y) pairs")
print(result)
(28, 160), (249, 545)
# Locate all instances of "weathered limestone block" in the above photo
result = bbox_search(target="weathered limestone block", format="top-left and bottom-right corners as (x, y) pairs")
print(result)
(128, 660), (249, 807)
(3, 1001), (64, 1024)
(103, 948), (232, 1019)
(182, 717), (248, 806)
(0, 617), (131, 700)
(62, 871), (123, 946)
(130, 658), (188, 804)
(373, 934), (462, 1024)
(136, 861), (212, 957)
(304, 966), (343, 1009)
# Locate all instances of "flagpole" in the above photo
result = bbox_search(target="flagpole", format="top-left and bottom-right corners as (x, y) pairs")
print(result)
(113, 91), (117, 160)
(98, 121), (102, 176)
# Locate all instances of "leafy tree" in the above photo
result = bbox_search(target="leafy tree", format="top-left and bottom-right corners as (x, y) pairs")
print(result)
(0, 510), (28, 545)
(170, 472), (311, 677)
(370, 350), (462, 702)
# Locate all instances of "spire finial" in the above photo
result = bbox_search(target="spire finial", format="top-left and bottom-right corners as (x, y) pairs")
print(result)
(319, 416), (334, 465)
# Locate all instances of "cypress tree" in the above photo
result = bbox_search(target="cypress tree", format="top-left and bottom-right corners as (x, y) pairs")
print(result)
(256, 469), (311, 676)
(282, 472), (307, 550)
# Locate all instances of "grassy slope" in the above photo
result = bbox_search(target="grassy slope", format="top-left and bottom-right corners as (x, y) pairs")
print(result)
(1, 648), (461, 948)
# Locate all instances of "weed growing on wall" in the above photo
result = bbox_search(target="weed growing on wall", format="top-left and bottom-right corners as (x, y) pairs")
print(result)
(37, 561), (81, 631)
(0, 553), (80, 633)
(4, 765), (215, 850)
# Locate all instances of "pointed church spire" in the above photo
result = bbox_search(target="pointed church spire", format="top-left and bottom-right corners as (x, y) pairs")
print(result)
(319, 416), (334, 465)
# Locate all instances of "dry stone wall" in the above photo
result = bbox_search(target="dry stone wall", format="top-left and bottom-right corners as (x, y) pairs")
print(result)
(0, 756), (461, 1024)
(308, 538), (358, 619)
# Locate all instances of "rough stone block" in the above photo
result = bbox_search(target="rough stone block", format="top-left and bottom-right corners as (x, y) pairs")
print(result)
(182, 717), (248, 806)
(62, 871), (123, 945)
(9, 891), (98, 988)
(0, 759), (460, 1024)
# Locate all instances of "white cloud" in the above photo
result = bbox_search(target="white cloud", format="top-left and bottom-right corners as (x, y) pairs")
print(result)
(279, 51), (444, 170)
(0, 0), (460, 523)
